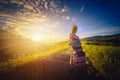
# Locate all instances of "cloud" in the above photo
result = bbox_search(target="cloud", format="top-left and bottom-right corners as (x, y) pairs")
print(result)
(0, 0), (71, 41)
(71, 17), (77, 23)
(66, 16), (70, 20)
(62, 16), (70, 20)
(80, 5), (84, 13)
(0, 0), (64, 30)
(0, 22), (5, 27)
(61, 8), (66, 13)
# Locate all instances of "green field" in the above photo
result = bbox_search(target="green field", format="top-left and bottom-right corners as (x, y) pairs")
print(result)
(82, 43), (120, 80)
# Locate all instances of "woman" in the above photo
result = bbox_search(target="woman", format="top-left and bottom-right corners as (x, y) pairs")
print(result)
(69, 24), (86, 70)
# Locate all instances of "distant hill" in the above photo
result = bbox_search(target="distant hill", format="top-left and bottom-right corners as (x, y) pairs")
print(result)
(82, 33), (120, 41)
(82, 33), (120, 46)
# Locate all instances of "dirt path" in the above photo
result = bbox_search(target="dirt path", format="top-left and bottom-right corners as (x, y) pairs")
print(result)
(0, 53), (101, 80)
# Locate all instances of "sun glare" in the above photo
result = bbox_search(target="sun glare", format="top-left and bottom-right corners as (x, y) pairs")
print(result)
(31, 35), (41, 41)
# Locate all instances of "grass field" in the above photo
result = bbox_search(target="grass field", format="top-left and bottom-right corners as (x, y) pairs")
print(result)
(0, 31), (69, 73)
(82, 43), (120, 80)
(0, 31), (120, 80)
(0, 41), (69, 73)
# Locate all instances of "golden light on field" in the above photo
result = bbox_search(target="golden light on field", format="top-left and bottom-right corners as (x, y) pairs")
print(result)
(31, 35), (41, 41)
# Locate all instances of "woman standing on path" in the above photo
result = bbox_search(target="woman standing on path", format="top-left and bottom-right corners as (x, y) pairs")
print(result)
(69, 24), (87, 71)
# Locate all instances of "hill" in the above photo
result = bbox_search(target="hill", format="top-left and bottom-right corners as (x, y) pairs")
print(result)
(82, 33), (120, 41)
(82, 33), (120, 46)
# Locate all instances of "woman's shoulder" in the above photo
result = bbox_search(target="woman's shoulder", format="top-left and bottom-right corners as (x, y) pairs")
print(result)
(70, 33), (76, 37)
(70, 33), (79, 40)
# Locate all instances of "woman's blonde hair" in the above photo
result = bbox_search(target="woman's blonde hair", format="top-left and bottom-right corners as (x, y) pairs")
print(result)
(72, 24), (78, 33)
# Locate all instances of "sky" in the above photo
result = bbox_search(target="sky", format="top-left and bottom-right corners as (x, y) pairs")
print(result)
(0, 0), (120, 42)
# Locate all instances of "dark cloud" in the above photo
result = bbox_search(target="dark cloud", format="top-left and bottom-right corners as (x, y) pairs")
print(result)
(0, 0), (66, 30)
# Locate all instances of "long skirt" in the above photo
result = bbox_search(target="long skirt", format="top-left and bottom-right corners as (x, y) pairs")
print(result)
(70, 55), (87, 71)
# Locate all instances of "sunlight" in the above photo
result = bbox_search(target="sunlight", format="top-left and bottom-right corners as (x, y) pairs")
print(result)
(31, 35), (41, 41)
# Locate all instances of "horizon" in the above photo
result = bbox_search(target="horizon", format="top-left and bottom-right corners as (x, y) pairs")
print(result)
(0, 28), (119, 43)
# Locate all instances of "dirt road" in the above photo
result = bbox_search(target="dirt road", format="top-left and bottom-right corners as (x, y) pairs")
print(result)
(0, 53), (100, 80)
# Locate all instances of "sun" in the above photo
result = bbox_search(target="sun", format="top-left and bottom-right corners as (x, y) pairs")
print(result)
(31, 35), (41, 41)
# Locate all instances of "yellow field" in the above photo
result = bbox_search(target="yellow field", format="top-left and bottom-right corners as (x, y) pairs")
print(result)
(0, 41), (69, 72)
